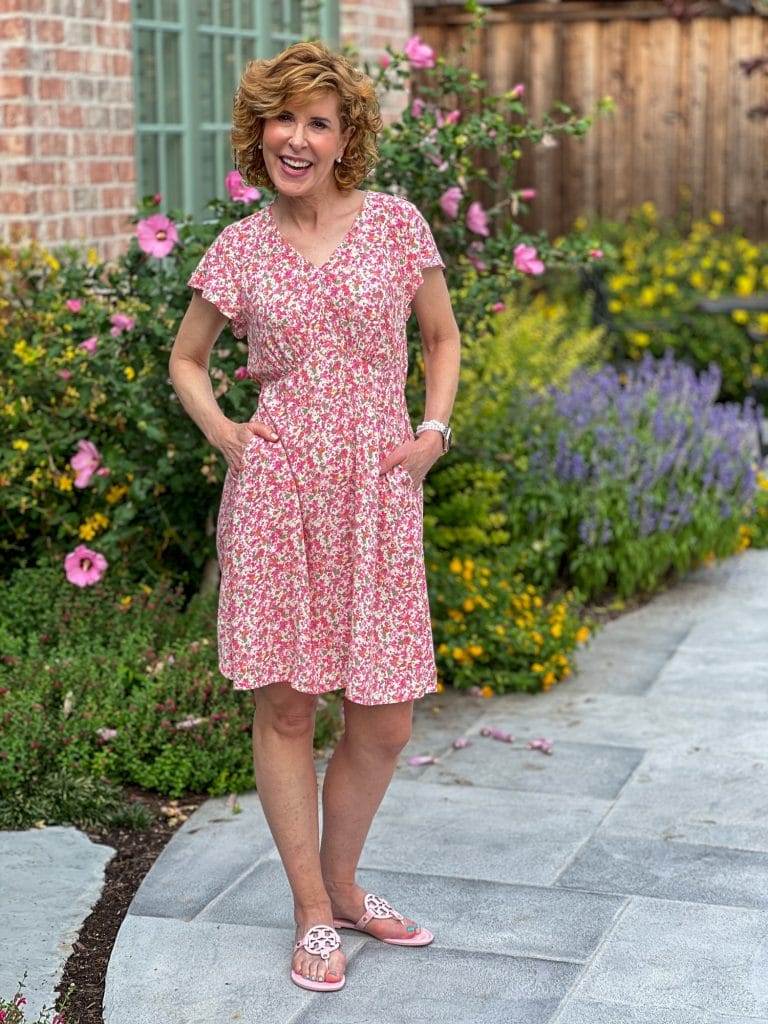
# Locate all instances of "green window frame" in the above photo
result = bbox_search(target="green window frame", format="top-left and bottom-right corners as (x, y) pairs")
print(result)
(132, 0), (339, 220)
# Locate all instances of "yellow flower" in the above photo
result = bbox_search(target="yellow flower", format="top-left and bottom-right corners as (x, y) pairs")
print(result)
(124, 366), (136, 381)
(448, 608), (464, 622)
(480, 684), (494, 698)
(119, 595), (133, 607)
(437, 643), (449, 654)
(87, 247), (99, 266)
(757, 472), (768, 491)
(494, 624), (506, 636)
(515, 617), (526, 628)
(79, 522), (96, 540)
(452, 647), (466, 661)
(542, 671), (556, 686)
(575, 625), (591, 644)
(608, 299), (623, 314)
(688, 270), (705, 290)
(435, 680), (445, 693)
(735, 274), (754, 297)
(731, 309), (749, 325)
(550, 623), (563, 638)
(57, 475), (73, 491)
(449, 557), (463, 574)
(708, 209), (724, 225)
(462, 597), (475, 612)
(106, 484), (129, 504)
(468, 644), (484, 657)
(531, 662), (544, 673)
(12, 438), (30, 451)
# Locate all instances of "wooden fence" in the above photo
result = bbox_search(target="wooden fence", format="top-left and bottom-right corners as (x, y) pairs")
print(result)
(412, 1), (768, 239)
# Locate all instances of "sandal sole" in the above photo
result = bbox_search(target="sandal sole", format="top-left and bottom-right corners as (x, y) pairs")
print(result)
(290, 969), (346, 991)
(332, 919), (435, 945)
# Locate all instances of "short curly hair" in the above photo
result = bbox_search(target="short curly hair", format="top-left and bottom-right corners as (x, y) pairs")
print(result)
(231, 40), (383, 193)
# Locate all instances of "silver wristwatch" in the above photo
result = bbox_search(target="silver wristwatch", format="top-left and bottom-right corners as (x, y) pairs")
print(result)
(415, 419), (452, 453)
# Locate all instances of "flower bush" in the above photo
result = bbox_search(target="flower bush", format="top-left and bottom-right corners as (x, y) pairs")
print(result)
(427, 549), (592, 695)
(566, 200), (768, 402)
(515, 350), (760, 597)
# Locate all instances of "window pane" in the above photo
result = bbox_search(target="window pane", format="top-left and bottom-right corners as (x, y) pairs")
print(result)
(272, 0), (287, 35)
(200, 131), (217, 206)
(289, 0), (301, 35)
(199, 33), (214, 122)
(160, 0), (178, 19)
(136, 0), (155, 18)
(220, 0), (236, 25)
(165, 133), (184, 211)
(136, 29), (158, 123)
(240, 0), (254, 29)
(197, 0), (214, 22)
(139, 133), (159, 198)
(221, 130), (234, 179)
(220, 35), (238, 105)
(162, 31), (181, 122)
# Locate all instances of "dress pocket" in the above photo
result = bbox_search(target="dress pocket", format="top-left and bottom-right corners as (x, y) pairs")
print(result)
(388, 463), (418, 495)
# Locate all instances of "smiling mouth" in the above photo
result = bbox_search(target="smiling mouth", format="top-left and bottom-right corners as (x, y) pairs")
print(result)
(279, 156), (313, 169)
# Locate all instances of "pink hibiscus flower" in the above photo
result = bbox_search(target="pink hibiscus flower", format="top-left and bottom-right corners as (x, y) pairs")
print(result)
(439, 186), (463, 219)
(79, 335), (98, 354)
(513, 242), (545, 275)
(225, 170), (261, 203)
(404, 35), (435, 69)
(411, 97), (426, 118)
(66, 299), (83, 313)
(466, 201), (490, 236)
(70, 439), (105, 488)
(110, 312), (135, 337)
(136, 213), (179, 258)
(64, 544), (108, 587)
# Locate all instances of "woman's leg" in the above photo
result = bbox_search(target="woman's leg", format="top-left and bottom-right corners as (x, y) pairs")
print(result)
(251, 682), (346, 984)
(319, 696), (423, 940)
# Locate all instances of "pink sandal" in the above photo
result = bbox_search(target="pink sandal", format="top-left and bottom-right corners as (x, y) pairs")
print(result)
(333, 892), (434, 946)
(290, 923), (346, 991)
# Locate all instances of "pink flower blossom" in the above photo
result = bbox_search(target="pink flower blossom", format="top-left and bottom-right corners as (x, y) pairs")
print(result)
(70, 438), (103, 488)
(404, 34), (435, 69)
(480, 726), (515, 743)
(510, 82), (525, 98)
(589, 248), (604, 260)
(234, 366), (249, 381)
(57, 369), (73, 380)
(378, 53), (391, 69)
(425, 152), (449, 172)
(466, 200), (490, 236)
(225, 170), (261, 203)
(527, 736), (553, 754)
(491, 301), (506, 313)
(513, 242), (545, 275)
(519, 188), (536, 200)
(452, 736), (471, 749)
(436, 108), (461, 127)
(64, 544), (108, 587)
(176, 715), (208, 730)
(466, 241), (487, 272)
(488, 129), (497, 139)
(136, 213), (179, 258)
(152, 193), (162, 205)
(110, 312), (135, 337)
(439, 186), (463, 219)
(96, 727), (117, 742)
(79, 335), (98, 354)
(66, 298), (83, 313)
(406, 754), (440, 766)
(411, 97), (426, 118)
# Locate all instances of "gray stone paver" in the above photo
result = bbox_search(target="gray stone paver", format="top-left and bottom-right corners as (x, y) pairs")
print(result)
(5, 550), (767, 1022)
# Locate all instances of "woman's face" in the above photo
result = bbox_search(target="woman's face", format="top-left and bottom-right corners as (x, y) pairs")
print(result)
(261, 90), (352, 196)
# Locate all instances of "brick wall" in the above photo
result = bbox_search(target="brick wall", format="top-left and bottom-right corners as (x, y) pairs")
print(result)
(0, 1), (135, 260)
(0, 1), (412, 257)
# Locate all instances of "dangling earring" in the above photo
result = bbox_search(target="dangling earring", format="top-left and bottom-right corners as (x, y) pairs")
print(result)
(257, 142), (262, 149)
(335, 156), (342, 163)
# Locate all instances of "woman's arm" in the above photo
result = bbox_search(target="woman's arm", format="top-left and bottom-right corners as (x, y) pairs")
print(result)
(412, 266), (461, 456)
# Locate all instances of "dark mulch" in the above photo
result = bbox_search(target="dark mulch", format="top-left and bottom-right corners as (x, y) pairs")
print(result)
(50, 580), (667, 1024)
(53, 785), (209, 1024)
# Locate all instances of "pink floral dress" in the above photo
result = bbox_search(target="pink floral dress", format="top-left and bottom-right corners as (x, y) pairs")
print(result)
(186, 189), (445, 705)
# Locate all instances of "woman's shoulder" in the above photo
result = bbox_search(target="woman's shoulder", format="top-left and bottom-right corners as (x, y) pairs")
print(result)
(366, 189), (428, 228)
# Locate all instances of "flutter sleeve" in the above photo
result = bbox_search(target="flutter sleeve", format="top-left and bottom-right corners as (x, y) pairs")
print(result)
(186, 224), (248, 339)
(403, 201), (446, 307)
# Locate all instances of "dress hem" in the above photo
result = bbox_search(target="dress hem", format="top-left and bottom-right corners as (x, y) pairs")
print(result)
(226, 673), (438, 705)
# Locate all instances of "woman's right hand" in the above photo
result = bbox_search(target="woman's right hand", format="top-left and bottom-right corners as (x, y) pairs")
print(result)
(216, 419), (279, 475)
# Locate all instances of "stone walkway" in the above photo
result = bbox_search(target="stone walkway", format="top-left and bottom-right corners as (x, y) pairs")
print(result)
(98, 549), (768, 1024)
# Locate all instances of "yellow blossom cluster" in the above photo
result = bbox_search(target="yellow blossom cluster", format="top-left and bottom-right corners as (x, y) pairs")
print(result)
(78, 512), (109, 540)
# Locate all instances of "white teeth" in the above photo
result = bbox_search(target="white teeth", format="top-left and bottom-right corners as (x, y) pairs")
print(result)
(281, 157), (311, 169)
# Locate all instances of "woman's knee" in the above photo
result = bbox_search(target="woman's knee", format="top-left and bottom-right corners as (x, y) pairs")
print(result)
(253, 682), (317, 736)
(343, 700), (413, 755)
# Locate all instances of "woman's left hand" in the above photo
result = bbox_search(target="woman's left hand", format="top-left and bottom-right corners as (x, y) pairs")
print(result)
(379, 433), (444, 490)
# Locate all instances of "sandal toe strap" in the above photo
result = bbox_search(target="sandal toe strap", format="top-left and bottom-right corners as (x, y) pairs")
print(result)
(294, 923), (341, 959)
(355, 892), (407, 929)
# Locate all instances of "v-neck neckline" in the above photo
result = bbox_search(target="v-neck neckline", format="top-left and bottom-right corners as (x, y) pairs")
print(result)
(267, 189), (370, 273)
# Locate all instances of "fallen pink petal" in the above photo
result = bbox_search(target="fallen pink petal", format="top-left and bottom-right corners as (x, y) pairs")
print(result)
(406, 754), (440, 766)
(480, 727), (515, 742)
(527, 737), (554, 754)
(452, 737), (471, 748)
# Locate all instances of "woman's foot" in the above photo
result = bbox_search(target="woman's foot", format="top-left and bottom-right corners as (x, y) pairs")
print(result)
(326, 882), (422, 940)
(292, 909), (347, 984)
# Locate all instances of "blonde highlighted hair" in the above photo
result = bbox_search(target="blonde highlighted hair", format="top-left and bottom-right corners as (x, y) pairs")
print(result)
(231, 40), (383, 192)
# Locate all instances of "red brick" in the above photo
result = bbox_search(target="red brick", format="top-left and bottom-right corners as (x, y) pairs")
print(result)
(38, 133), (68, 156)
(0, 16), (28, 40)
(0, 132), (31, 156)
(0, 191), (29, 214)
(54, 50), (82, 74)
(0, 75), (30, 99)
(1, 103), (31, 127)
(38, 77), (66, 100)
(33, 18), (65, 44)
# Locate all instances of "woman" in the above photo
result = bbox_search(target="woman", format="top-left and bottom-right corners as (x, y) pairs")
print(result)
(169, 40), (461, 992)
